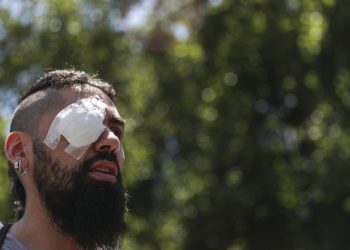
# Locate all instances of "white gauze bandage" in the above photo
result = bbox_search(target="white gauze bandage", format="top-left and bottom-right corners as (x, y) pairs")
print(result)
(43, 96), (107, 160)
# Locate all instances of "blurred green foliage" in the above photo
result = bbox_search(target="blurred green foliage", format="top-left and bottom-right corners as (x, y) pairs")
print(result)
(1, 0), (350, 249)
(0, 117), (12, 221)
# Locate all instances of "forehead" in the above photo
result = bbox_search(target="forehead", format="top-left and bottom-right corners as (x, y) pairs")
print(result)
(38, 86), (121, 139)
(63, 85), (116, 107)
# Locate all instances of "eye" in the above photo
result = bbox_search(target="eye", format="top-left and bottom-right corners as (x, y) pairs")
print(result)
(111, 127), (123, 139)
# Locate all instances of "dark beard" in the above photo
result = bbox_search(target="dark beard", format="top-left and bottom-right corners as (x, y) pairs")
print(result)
(32, 140), (127, 250)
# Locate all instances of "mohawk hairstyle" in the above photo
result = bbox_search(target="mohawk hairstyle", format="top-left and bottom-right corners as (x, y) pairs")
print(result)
(20, 69), (117, 103)
(8, 69), (117, 219)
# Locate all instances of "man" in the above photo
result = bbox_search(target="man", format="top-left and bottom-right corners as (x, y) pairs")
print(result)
(1, 69), (128, 249)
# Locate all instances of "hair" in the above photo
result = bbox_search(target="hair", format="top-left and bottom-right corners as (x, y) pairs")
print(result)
(8, 69), (118, 219)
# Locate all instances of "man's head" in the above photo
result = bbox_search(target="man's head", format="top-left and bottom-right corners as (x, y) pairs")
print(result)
(5, 69), (127, 249)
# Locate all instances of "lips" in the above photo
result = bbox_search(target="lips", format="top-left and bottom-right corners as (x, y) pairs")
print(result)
(88, 160), (118, 183)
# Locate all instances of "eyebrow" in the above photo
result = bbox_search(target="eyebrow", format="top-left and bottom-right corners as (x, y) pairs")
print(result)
(109, 116), (126, 128)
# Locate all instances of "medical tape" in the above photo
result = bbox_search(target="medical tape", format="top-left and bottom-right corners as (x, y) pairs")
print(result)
(43, 96), (107, 160)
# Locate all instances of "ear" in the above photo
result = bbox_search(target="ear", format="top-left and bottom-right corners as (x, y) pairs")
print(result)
(5, 131), (32, 167)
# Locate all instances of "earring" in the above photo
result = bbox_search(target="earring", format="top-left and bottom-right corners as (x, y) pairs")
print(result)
(14, 160), (20, 172)
(14, 160), (28, 176)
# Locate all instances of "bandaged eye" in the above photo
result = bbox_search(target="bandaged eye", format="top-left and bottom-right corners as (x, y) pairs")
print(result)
(43, 96), (108, 160)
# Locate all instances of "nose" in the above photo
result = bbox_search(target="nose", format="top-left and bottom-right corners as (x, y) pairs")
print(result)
(94, 129), (121, 153)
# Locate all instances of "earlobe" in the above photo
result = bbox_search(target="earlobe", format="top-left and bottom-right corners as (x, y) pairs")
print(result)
(5, 131), (31, 167)
(14, 160), (28, 176)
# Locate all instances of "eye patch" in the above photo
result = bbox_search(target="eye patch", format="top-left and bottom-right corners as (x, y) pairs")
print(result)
(43, 96), (107, 160)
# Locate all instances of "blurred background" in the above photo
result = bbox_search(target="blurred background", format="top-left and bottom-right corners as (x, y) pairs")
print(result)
(0, 0), (350, 249)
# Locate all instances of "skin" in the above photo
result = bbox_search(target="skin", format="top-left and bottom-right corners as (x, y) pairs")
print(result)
(4, 86), (125, 250)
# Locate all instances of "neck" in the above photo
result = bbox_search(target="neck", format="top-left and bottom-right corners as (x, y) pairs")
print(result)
(9, 194), (82, 250)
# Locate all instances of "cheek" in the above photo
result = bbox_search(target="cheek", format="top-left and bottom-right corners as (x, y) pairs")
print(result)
(117, 147), (125, 170)
(55, 136), (70, 149)
(49, 137), (70, 156)
(48, 137), (83, 163)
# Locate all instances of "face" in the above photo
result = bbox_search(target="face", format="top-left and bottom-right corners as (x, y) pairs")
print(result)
(31, 86), (127, 249)
(38, 86), (126, 175)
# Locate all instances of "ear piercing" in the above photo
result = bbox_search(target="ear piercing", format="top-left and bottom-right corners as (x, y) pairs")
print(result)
(14, 160), (28, 176)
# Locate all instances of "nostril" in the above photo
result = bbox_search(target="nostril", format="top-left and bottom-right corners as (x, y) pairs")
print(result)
(99, 145), (111, 152)
(95, 130), (121, 152)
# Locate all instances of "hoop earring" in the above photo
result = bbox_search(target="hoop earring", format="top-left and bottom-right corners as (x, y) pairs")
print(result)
(14, 160), (28, 176)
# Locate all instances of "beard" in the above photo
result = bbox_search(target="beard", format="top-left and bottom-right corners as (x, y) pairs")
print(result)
(32, 140), (127, 250)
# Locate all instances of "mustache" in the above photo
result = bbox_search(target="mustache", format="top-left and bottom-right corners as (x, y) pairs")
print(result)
(79, 151), (121, 175)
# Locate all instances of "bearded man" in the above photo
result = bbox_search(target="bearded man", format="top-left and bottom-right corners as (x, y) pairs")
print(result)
(1, 69), (128, 249)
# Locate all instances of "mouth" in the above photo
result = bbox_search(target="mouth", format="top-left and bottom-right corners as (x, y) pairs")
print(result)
(88, 160), (118, 184)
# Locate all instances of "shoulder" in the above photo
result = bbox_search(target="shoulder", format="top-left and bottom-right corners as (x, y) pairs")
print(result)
(0, 222), (26, 250)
